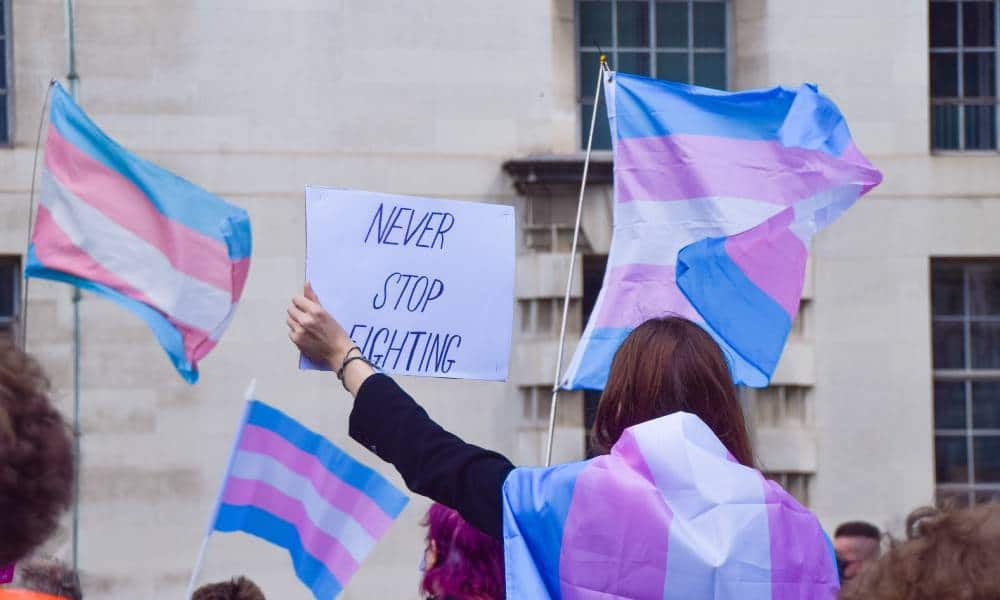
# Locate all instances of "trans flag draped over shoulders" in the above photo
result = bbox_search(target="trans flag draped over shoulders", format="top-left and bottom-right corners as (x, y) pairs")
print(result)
(502, 412), (839, 599)
(563, 72), (882, 389)
(26, 82), (252, 383)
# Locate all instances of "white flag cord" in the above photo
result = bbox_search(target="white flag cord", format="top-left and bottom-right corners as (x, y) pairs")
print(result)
(185, 379), (257, 598)
(544, 57), (608, 467)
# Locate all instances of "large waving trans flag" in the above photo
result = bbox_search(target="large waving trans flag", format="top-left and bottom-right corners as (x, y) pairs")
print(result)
(563, 72), (882, 389)
(26, 82), (252, 383)
(211, 399), (408, 599)
(503, 411), (840, 599)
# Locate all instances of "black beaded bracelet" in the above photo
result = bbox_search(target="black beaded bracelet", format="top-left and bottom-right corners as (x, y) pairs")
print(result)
(336, 347), (372, 384)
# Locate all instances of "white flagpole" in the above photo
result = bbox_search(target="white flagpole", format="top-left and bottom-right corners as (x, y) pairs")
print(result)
(544, 57), (608, 467)
(184, 379), (257, 597)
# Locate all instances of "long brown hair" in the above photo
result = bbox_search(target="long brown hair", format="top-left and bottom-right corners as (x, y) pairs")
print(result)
(590, 316), (754, 467)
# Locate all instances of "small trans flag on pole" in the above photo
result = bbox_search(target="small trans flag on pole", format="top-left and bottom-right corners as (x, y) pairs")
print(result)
(192, 386), (408, 600)
(563, 72), (882, 389)
(26, 82), (252, 383)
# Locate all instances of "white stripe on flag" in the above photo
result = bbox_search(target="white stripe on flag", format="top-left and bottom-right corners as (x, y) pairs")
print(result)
(39, 168), (233, 333)
(229, 450), (378, 563)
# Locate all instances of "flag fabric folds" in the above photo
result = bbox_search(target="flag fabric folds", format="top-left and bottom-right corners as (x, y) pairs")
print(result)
(563, 72), (882, 389)
(26, 82), (252, 383)
(211, 400), (408, 600)
(502, 412), (839, 599)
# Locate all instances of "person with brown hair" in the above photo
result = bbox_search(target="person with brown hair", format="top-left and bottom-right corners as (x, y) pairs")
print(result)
(839, 503), (1000, 600)
(286, 284), (836, 597)
(833, 520), (882, 581)
(0, 345), (74, 566)
(1, 556), (82, 600)
(190, 576), (265, 600)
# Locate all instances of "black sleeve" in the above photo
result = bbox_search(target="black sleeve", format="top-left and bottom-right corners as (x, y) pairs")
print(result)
(348, 373), (515, 539)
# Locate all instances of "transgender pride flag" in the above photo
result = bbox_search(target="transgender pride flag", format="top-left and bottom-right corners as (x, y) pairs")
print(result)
(26, 82), (251, 383)
(563, 72), (882, 389)
(210, 399), (408, 599)
(503, 412), (839, 599)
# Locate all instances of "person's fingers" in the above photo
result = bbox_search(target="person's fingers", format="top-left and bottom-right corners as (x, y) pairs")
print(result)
(304, 281), (319, 302)
(286, 316), (303, 333)
(291, 294), (321, 317)
(287, 302), (309, 325)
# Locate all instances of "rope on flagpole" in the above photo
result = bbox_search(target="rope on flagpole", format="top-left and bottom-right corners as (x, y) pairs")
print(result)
(185, 379), (258, 597)
(544, 56), (607, 467)
(20, 81), (56, 350)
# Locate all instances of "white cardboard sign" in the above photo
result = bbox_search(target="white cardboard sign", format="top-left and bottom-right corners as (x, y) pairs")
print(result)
(301, 186), (515, 381)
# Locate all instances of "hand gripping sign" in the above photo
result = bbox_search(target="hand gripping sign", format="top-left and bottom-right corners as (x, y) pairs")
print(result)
(301, 187), (515, 381)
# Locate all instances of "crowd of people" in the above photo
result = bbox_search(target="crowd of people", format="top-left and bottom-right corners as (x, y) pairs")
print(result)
(0, 288), (997, 598)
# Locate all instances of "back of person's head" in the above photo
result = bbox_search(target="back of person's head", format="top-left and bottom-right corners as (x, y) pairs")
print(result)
(834, 520), (882, 580)
(0, 345), (74, 565)
(421, 503), (503, 600)
(7, 556), (82, 600)
(191, 576), (265, 600)
(840, 503), (1000, 600)
(835, 520), (881, 541)
(591, 316), (753, 466)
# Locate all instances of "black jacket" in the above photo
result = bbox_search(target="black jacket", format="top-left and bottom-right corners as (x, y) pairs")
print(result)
(349, 374), (515, 539)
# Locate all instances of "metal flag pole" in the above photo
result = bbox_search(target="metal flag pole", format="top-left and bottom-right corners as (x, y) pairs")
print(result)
(64, 0), (83, 574)
(544, 56), (607, 467)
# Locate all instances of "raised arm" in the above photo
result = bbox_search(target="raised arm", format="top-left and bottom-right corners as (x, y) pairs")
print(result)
(287, 283), (514, 538)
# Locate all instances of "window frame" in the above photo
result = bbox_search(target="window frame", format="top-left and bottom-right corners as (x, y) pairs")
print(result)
(932, 258), (1000, 506)
(929, 0), (1000, 152)
(0, 0), (11, 146)
(575, 0), (731, 151)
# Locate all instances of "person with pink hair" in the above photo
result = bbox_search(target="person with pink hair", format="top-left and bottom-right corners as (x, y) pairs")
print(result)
(420, 503), (503, 600)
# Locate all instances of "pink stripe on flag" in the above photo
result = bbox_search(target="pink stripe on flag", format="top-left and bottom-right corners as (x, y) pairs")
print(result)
(44, 125), (234, 293)
(239, 425), (394, 538)
(761, 476), (840, 599)
(614, 135), (881, 205)
(231, 257), (251, 301)
(222, 477), (359, 585)
(723, 208), (808, 319)
(32, 204), (213, 358)
(594, 264), (699, 329)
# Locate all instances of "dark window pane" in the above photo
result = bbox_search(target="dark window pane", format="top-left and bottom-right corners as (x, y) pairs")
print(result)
(0, 262), (15, 319)
(0, 94), (6, 145)
(973, 382), (1000, 429)
(618, 1), (649, 47)
(971, 322), (1000, 369)
(930, 1), (959, 47)
(693, 2), (726, 48)
(974, 489), (1000, 504)
(969, 265), (1000, 315)
(0, 42), (6, 90)
(963, 52), (996, 97)
(580, 1), (613, 48)
(581, 98), (612, 151)
(580, 51), (603, 98)
(937, 487), (972, 507)
(0, 2), (5, 33)
(931, 104), (961, 149)
(693, 52), (726, 89)
(931, 53), (959, 97)
(656, 1), (688, 47)
(964, 103), (997, 149)
(973, 436), (1000, 482)
(936, 381), (968, 429)
(657, 51), (688, 81)
(933, 264), (965, 315)
(617, 51), (651, 76)
(962, 1), (995, 46)
(937, 435), (970, 482)
(934, 321), (966, 369)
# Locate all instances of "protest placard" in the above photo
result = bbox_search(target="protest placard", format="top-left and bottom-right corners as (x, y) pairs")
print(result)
(301, 187), (515, 381)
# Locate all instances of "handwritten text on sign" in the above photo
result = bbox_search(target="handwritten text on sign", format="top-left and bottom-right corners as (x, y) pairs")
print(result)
(302, 187), (515, 381)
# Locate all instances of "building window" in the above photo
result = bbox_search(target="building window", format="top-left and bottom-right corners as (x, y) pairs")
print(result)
(518, 297), (582, 336)
(0, 256), (21, 346)
(524, 195), (592, 253)
(750, 385), (811, 428)
(929, 0), (999, 150)
(577, 0), (728, 150)
(0, 0), (10, 144)
(764, 471), (811, 506)
(932, 260), (1000, 506)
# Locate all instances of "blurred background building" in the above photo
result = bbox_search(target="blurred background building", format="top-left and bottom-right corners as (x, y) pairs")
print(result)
(0, 0), (998, 597)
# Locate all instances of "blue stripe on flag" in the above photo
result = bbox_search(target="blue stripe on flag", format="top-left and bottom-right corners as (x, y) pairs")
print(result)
(24, 243), (197, 382)
(502, 461), (587, 600)
(47, 83), (251, 258)
(613, 73), (852, 156)
(564, 327), (631, 390)
(245, 401), (408, 518)
(675, 236), (792, 385)
(215, 503), (343, 600)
